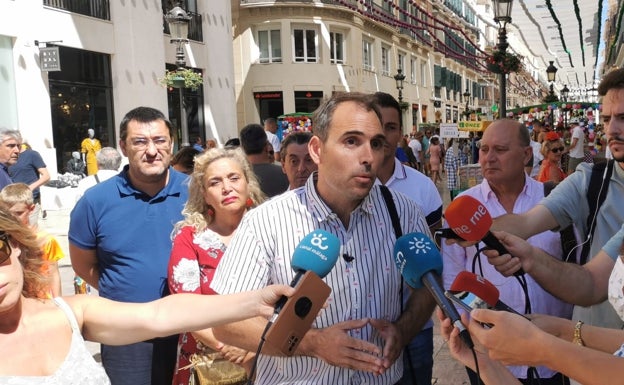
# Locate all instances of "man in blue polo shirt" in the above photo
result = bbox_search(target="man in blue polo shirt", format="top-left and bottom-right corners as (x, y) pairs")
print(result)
(69, 107), (189, 385)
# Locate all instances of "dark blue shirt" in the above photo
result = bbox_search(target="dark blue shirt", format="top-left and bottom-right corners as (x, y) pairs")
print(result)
(68, 166), (189, 302)
(9, 149), (46, 199)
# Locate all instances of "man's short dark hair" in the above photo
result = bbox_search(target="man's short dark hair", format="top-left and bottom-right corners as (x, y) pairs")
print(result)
(239, 123), (267, 155)
(372, 92), (402, 128)
(280, 131), (312, 160)
(119, 107), (173, 141)
(598, 67), (624, 96)
(312, 92), (382, 142)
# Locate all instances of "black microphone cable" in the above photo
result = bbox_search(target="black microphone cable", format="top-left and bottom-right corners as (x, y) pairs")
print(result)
(246, 321), (273, 385)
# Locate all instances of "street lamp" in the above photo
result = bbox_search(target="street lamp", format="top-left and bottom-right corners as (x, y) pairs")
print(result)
(394, 68), (406, 104)
(463, 88), (471, 120)
(546, 60), (557, 98)
(492, 0), (514, 118)
(561, 84), (570, 129)
(561, 84), (569, 102)
(165, 4), (191, 147)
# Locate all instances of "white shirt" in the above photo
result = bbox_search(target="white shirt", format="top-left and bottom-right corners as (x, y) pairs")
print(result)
(212, 174), (431, 385)
(569, 125), (585, 158)
(441, 177), (573, 379)
(265, 130), (281, 152)
(75, 170), (119, 202)
(408, 139), (422, 162)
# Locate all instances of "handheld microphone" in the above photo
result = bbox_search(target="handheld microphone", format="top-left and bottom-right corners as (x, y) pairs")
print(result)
(394, 232), (474, 349)
(449, 271), (525, 317)
(264, 230), (340, 355)
(444, 195), (525, 276)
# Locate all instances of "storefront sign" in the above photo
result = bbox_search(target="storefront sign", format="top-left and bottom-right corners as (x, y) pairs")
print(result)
(458, 121), (491, 132)
(40, 46), (61, 72)
(254, 91), (282, 99)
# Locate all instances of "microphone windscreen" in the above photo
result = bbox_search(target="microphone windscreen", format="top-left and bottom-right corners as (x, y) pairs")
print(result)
(444, 195), (493, 242)
(291, 230), (340, 278)
(394, 232), (443, 289)
(449, 271), (499, 307)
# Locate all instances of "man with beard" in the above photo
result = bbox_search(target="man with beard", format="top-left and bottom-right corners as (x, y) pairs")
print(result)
(0, 128), (22, 189)
(480, 67), (624, 339)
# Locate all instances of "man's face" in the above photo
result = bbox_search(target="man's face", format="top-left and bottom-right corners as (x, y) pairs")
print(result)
(309, 101), (385, 203)
(0, 138), (20, 166)
(602, 88), (624, 162)
(378, 106), (402, 160)
(479, 122), (531, 187)
(119, 119), (172, 183)
(281, 142), (317, 189)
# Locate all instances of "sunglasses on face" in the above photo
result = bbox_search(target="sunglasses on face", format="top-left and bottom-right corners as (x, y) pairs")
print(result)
(0, 232), (12, 264)
(551, 147), (565, 154)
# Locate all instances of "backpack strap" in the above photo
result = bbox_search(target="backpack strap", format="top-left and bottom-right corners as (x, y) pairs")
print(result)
(581, 160), (614, 264)
(380, 185), (417, 379)
(380, 185), (402, 238)
(94, 174), (100, 184)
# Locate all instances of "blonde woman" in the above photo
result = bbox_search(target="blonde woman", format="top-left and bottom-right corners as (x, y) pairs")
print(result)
(537, 133), (567, 183)
(167, 148), (266, 385)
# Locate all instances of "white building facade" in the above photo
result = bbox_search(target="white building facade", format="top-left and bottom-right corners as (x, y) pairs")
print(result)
(0, 0), (236, 175)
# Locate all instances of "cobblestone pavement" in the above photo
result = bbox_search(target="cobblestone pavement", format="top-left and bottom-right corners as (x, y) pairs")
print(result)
(42, 171), (469, 384)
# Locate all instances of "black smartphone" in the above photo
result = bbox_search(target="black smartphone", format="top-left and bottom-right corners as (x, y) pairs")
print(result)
(444, 291), (494, 328)
(435, 228), (464, 240)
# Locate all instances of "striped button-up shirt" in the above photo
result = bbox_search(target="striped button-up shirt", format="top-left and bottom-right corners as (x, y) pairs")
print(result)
(212, 174), (430, 385)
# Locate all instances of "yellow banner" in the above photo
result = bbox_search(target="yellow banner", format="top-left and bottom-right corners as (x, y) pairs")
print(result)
(457, 121), (491, 132)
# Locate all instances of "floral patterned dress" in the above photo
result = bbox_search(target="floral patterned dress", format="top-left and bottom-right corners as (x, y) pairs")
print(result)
(168, 226), (226, 385)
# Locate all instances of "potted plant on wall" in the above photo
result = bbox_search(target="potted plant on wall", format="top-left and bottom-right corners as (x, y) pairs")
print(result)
(486, 50), (523, 74)
(160, 68), (203, 91)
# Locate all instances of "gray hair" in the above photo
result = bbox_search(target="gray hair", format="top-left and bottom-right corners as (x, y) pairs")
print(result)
(96, 147), (122, 170)
(0, 127), (22, 145)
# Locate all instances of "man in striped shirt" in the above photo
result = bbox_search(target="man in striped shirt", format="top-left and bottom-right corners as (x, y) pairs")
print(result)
(211, 92), (436, 384)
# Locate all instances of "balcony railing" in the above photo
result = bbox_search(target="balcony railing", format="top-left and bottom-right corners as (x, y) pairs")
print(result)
(163, 11), (203, 43)
(43, 0), (110, 20)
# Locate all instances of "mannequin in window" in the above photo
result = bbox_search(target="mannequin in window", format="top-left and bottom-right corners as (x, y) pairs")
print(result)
(67, 151), (86, 177)
(81, 128), (102, 175)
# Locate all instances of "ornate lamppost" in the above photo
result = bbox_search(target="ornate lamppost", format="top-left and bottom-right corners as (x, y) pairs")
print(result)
(165, 4), (191, 147)
(463, 88), (471, 120)
(394, 68), (406, 104)
(561, 84), (570, 129)
(492, 0), (514, 118)
(545, 60), (558, 126)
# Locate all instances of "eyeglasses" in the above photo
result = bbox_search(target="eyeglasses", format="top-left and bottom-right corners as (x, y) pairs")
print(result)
(551, 147), (565, 154)
(129, 137), (171, 150)
(0, 232), (12, 264)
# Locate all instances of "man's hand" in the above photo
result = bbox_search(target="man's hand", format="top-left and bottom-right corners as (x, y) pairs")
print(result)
(482, 231), (535, 276)
(299, 319), (386, 374)
(369, 318), (403, 372)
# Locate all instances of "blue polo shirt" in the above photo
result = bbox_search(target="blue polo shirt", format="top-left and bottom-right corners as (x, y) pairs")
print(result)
(69, 166), (188, 303)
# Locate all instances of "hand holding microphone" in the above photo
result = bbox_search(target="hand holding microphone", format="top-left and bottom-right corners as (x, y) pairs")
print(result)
(394, 232), (474, 349)
(264, 229), (340, 355)
(449, 271), (526, 317)
(444, 195), (525, 276)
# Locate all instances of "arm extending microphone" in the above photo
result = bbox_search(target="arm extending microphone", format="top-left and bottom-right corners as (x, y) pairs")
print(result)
(444, 195), (525, 276)
(394, 232), (474, 349)
(264, 229), (340, 355)
(450, 271), (525, 317)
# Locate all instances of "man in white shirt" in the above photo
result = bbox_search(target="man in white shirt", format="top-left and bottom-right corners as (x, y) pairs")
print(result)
(264, 117), (281, 162)
(75, 147), (122, 201)
(211, 92), (435, 385)
(408, 132), (423, 171)
(567, 121), (586, 174)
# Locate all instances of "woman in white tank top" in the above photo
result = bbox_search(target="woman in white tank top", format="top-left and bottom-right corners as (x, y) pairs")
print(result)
(0, 207), (293, 384)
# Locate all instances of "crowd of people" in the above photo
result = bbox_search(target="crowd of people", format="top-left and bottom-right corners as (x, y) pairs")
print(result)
(0, 66), (622, 385)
